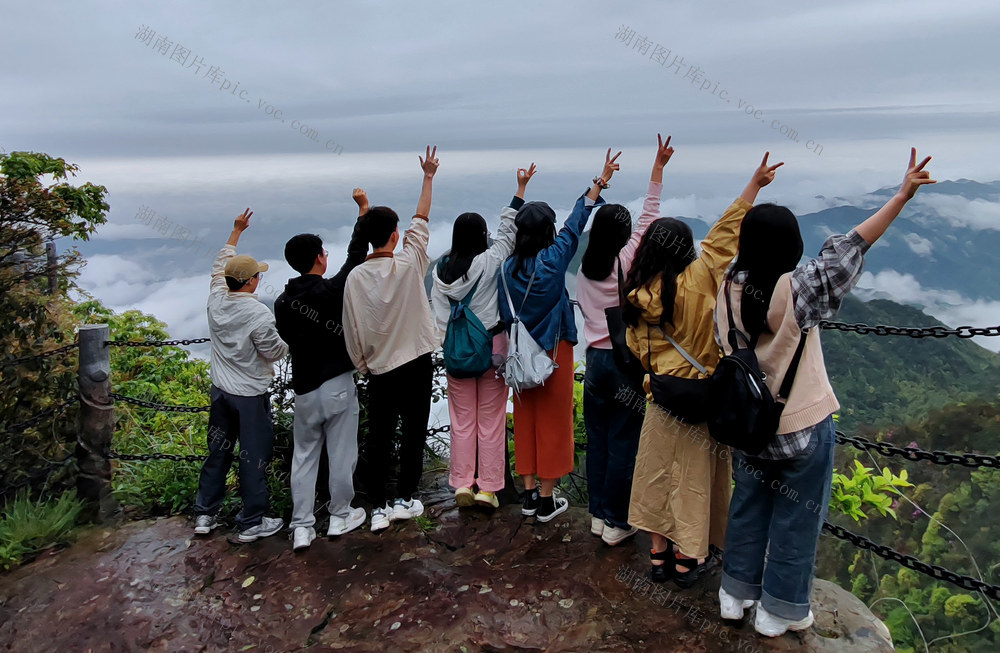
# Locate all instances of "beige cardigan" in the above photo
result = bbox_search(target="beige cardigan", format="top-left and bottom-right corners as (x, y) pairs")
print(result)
(715, 274), (839, 435)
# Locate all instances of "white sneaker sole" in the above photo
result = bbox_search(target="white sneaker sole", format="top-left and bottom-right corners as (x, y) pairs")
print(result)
(292, 536), (315, 551)
(330, 511), (366, 537)
(371, 517), (390, 532)
(601, 527), (638, 546)
(238, 523), (283, 543)
(193, 525), (217, 535)
(754, 609), (814, 637)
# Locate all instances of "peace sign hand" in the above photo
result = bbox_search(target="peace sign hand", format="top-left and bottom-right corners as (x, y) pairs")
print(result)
(601, 148), (622, 182)
(233, 208), (253, 233)
(654, 134), (674, 168)
(899, 147), (935, 200)
(751, 152), (785, 188)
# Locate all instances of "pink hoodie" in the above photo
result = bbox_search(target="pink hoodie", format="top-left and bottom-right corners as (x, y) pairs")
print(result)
(576, 180), (662, 350)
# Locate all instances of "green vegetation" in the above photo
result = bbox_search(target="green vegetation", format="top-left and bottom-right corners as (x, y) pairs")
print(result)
(0, 490), (83, 570)
(1, 150), (109, 502)
(824, 296), (1000, 434)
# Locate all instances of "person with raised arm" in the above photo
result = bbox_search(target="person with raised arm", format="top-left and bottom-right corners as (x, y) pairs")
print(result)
(498, 149), (619, 524)
(624, 153), (783, 586)
(194, 209), (289, 543)
(431, 164), (536, 510)
(716, 149), (935, 637)
(274, 189), (370, 550)
(577, 134), (674, 546)
(343, 146), (441, 532)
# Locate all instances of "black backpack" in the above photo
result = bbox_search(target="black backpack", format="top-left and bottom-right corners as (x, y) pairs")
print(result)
(706, 278), (808, 455)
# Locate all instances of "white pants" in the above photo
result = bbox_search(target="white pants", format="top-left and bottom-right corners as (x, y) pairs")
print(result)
(289, 371), (359, 528)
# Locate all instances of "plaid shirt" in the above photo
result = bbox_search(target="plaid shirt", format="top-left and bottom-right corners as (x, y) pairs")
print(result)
(735, 229), (870, 460)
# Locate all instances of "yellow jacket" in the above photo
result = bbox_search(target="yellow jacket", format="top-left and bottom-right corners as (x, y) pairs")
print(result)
(626, 198), (752, 392)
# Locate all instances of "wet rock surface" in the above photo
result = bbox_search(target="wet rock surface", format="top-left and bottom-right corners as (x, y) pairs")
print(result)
(0, 481), (893, 652)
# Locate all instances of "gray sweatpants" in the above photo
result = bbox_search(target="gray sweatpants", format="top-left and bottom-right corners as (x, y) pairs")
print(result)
(289, 371), (360, 529)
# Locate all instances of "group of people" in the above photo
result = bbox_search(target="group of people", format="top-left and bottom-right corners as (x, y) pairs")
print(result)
(189, 138), (935, 638)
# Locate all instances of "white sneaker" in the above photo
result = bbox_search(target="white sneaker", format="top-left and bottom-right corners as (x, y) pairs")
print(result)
(719, 587), (755, 620)
(754, 603), (814, 637)
(238, 516), (284, 543)
(601, 525), (638, 546)
(391, 498), (424, 521)
(329, 507), (366, 537)
(292, 526), (316, 551)
(371, 503), (392, 532)
(590, 517), (605, 537)
(193, 515), (218, 535)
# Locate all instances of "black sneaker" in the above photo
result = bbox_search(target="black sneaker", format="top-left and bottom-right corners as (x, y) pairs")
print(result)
(536, 495), (569, 523)
(521, 488), (540, 516)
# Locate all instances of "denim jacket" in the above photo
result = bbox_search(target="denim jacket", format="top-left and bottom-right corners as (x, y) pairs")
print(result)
(498, 191), (604, 351)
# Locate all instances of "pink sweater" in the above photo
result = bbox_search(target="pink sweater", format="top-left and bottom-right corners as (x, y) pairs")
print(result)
(576, 180), (662, 350)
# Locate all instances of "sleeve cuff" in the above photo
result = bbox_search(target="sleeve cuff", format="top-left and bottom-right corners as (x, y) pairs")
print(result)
(412, 214), (429, 222)
(509, 196), (525, 211)
(845, 229), (871, 254)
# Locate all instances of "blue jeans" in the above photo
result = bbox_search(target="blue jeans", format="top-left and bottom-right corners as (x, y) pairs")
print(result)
(721, 415), (835, 621)
(583, 347), (644, 529)
(195, 386), (274, 531)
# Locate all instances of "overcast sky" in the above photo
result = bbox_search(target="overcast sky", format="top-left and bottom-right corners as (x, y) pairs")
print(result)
(2, 0), (999, 359)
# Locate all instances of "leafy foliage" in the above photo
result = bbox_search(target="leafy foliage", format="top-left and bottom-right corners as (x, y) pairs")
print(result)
(0, 490), (83, 570)
(1, 151), (109, 502)
(831, 460), (913, 522)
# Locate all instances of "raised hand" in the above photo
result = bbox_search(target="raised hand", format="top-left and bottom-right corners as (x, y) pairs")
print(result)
(654, 134), (674, 168)
(899, 147), (935, 200)
(517, 163), (537, 187)
(233, 208), (253, 232)
(601, 148), (622, 182)
(419, 145), (439, 178)
(352, 187), (369, 214)
(751, 152), (784, 188)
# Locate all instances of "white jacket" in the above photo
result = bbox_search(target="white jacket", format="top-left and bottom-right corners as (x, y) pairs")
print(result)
(207, 245), (288, 396)
(430, 200), (519, 342)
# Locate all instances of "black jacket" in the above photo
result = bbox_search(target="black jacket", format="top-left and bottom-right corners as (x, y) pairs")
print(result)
(275, 220), (368, 394)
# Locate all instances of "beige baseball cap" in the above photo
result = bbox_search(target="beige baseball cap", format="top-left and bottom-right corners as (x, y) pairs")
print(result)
(224, 255), (268, 282)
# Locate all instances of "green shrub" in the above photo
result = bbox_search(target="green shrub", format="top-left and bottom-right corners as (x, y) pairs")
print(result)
(0, 490), (83, 570)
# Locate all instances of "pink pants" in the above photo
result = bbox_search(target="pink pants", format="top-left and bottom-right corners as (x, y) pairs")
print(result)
(447, 332), (510, 492)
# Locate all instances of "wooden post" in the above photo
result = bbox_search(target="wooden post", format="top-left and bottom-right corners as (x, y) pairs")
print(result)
(46, 241), (57, 295)
(76, 324), (118, 522)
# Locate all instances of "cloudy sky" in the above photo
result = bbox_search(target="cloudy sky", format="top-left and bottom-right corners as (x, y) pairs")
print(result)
(3, 0), (999, 361)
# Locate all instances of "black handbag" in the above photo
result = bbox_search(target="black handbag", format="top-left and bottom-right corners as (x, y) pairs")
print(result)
(646, 325), (712, 424)
(604, 257), (646, 387)
(706, 278), (808, 454)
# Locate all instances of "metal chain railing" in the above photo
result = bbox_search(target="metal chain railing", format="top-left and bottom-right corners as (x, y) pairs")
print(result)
(836, 431), (1000, 470)
(110, 393), (210, 413)
(0, 401), (76, 439)
(104, 337), (211, 348)
(822, 522), (1000, 600)
(0, 342), (79, 369)
(108, 451), (208, 463)
(820, 321), (1000, 339)
(0, 454), (75, 497)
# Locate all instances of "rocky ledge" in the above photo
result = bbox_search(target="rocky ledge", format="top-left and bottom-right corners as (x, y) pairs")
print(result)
(0, 480), (893, 652)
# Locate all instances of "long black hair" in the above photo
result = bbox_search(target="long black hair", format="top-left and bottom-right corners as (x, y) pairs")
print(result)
(622, 217), (697, 328)
(580, 204), (631, 281)
(438, 212), (488, 283)
(729, 203), (803, 338)
(508, 201), (556, 277)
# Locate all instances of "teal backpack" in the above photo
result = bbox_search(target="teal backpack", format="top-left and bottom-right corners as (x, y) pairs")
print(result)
(442, 272), (493, 379)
